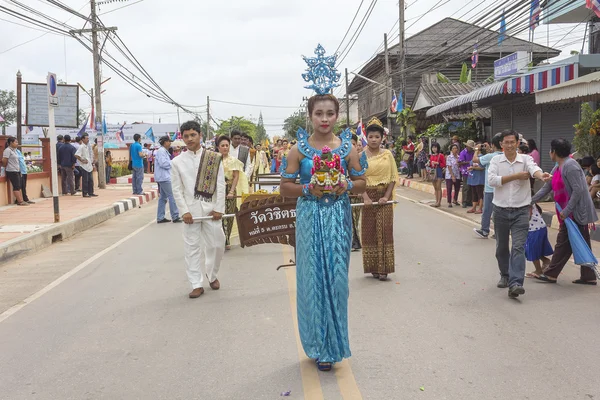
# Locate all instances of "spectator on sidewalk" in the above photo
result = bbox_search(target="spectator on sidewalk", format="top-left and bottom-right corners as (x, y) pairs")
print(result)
(58, 135), (77, 195)
(429, 142), (446, 208)
(532, 139), (598, 285)
(105, 151), (113, 184)
(130, 134), (145, 195)
(16, 146), (34, 204)
(473, 133), (503, 239)
(143, 143), (151, 173)
(467, 146), (485, 214)
(72, 136), (83, 192)
(488, 130), (549, 298)
(2, 136), (29, 206)
(459, 140), (475, 208)
(445, 143), (461, 207)
(155, 136), (180, 224)
(75, 133), (97, 198)
(402, 136), (416, 179)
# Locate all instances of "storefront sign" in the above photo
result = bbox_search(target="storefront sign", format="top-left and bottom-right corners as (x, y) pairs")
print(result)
(236, 196), (296, 248)
(494, 51), (529, 80)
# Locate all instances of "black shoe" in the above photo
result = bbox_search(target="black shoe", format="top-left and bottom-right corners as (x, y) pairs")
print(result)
(172, 218), (182, 223)
(473, 228), (488, 239)
(83, 194), (90, 198)
(157, 218), (171, 224)
(497, 276), (509, 288)
(462, 203), (468, 208)
(89, 194), (98, 197)
(508, 285), (525, 298)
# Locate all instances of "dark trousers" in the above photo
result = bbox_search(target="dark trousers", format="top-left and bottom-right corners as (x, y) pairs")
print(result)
(81, 169), (94, 196)
(544, 222), (597, 281)
(445, 178), (461, 203)
(406, 156), (414, 177)
(60, 166), (75, 194)
(20, 174), (29, 202)
(461, 177), (472, 205)
(75, 166), (83, 190)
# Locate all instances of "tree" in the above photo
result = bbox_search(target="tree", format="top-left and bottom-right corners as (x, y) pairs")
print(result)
(215, 116), (257, 139)
(255, 112), (268, 144)
(395, 107), (417, 138)
(283, 111), (307, 139)
(0, 89), (17, 134)
(78, 109), (88, 126)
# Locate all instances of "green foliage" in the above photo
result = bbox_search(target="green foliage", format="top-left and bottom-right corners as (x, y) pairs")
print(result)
(573, 103), (600, 158)
(395, 107), (417, 138)
(453, 114), (479, 142)
(437, 72), (451, 83)
(215, 116), (257, 139)
(420, 123), (449, 138)
(0, 89), (17, 128)
(459, 63), (471, 83)
(110, 163), (131, 178)
(283, 112), (307, 139)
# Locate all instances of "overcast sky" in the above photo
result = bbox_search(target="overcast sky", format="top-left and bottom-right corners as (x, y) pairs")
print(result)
(0, 0), (587, 137)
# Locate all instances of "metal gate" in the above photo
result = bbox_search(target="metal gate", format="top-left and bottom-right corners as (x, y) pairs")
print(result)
(512, 100), (537, 141)
(541, 103), (580, 172)
(491, 104), (511, 135)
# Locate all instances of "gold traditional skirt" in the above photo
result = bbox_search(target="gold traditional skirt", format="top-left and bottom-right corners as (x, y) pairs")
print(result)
(361, 185), (395, 274)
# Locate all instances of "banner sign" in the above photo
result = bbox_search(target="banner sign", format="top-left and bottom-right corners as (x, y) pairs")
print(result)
(236, 196), (296, 248)
(494, 51), (529, 80)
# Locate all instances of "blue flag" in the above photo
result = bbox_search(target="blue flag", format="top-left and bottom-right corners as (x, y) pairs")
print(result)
(397, 91), (404, 112)
(76, 120), (88, 137)
(170, 132), (177, 141)
(102, 115), (107, 136)
(145, 127), (155, 143)
(499, 10), (506, 45)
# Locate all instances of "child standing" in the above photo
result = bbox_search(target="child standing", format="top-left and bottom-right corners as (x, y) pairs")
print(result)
(525, 204), (554, 278)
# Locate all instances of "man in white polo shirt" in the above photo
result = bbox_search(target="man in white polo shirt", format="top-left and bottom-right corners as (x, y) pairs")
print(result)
(488, 130), (550, 299)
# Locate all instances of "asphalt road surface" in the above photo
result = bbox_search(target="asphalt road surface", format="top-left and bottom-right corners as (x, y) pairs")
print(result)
(0, 190), (598, 400)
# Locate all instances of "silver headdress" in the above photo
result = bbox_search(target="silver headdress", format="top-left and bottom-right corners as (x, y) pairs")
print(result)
(301, 44), (341, 96)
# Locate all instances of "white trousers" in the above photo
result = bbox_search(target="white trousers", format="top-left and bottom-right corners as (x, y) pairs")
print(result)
(183, 220), (225, 289)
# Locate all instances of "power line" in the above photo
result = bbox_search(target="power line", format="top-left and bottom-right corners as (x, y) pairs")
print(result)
(336, 0), (379, 66)
(335, 0), (366, 55)
(211, 99), (302, 109)
(99, 0), (145, 15)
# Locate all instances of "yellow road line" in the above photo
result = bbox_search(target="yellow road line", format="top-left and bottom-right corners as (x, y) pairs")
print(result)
(282, 245), (363, 399)
(282, 245), (324, 400)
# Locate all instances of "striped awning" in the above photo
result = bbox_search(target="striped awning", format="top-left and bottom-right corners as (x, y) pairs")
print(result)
(426, 63), (579, 117)
(535, 70), (600, 104)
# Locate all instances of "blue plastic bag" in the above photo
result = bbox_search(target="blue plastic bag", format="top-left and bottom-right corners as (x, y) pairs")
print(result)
(556, 203), (599, 278)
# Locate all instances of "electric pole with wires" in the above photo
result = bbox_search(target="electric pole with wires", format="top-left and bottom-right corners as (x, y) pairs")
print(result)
(398, 0), (406, 111)
(70, 0), (117, 189)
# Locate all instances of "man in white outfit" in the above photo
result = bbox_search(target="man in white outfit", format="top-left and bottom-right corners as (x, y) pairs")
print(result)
(171, 120), (226, 299)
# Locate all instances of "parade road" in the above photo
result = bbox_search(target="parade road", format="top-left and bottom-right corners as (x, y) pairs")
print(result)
(0, 191), (598, 400)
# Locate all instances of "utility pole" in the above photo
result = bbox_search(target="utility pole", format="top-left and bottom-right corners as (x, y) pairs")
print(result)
(16, 71), (22, 146)
(399, 0), (406, 110)
(176, 105), (181, 132)
(70, 0), (117, 190)
(384, 33), (392, 134)
(206, 96), (211, 139)
(345, 68), (350, 128)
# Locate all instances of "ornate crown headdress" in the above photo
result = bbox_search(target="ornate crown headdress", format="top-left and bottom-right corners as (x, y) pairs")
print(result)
(367, 117), (383, 129)
(302, 44), (341, 95)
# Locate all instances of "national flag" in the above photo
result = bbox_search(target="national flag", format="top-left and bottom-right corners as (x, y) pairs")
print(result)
(357, 119), (367, 147)
(471, 42), (479, 69)
(530, 0), (541, 31)
(115, 122), (126, 142)
(145, 127), (155, 142)
(76, 120), (88, 137)
(390, 91), (398, 113)
(499, 10), (506, 45)
(586, 0), (600, 18)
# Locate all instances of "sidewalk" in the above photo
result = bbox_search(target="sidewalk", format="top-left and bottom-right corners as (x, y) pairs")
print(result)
(0, 175), (158, 263)
(397, 177), (600, 241)
(395, 183), (600, 257)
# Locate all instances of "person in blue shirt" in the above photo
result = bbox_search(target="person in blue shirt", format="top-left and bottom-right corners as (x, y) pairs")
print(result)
(130, 134), (145, 195)
(15, 147), (34, 204)
(154, 135), (180, 223)
(473, 133), (503, 238)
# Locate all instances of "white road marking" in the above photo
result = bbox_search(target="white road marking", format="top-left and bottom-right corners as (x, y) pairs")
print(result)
(0, 219), (155, 324)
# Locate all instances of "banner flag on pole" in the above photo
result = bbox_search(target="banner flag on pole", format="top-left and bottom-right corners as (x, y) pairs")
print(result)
(530, 0), (541, 31)
(499, 10), (507, 45)
(76, 120), (88, 137)
(471, 42), (479, 69)
(144, 127), (155, 143)
(390, 91), (398, 113)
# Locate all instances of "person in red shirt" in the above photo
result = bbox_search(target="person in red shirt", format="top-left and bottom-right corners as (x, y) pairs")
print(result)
(429, 142), (446, 207)
(402, 135), (416, 179)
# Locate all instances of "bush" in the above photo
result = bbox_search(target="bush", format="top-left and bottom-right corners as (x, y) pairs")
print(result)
(110, 164), (130, 178)
(573, 103), (600, 158)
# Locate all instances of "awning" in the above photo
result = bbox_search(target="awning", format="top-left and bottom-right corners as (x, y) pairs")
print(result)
(426, 63), (579, 118)
(535, 70), (600, 104)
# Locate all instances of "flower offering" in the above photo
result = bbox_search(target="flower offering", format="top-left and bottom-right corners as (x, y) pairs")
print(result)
(308, 146), (347, 193)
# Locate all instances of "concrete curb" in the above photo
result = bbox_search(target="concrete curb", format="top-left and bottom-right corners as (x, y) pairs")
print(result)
(0, 189), (158, 264)
(397, 177), (600, 241)
(110, 176), (155, 184)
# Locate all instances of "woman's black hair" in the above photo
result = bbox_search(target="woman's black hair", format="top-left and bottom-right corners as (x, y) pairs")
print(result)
(591, 164), (600, 176)
(581, 156), (595, 168)
(216, 135), (231, 147)
(431, 142), (441, 154)
(5, 136), (16, 149)
(366, 126), (384, 137)
(450, 143), (459, 151)
(352, 134), (358, 142)
(550, 138), (572, 158)
(519, 144), (530, 154)
(527, 138), (538, 152)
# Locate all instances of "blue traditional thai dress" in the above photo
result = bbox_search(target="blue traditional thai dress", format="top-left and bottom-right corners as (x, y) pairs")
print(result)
(281, 128), (367, 364)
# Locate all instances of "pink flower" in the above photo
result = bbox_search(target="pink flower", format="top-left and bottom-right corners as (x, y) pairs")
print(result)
(327, 162), (335, 169)
(322, 146), (332, 154)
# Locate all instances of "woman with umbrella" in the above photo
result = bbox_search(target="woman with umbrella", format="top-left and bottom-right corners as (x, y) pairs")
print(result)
(532, 139), (598, 285)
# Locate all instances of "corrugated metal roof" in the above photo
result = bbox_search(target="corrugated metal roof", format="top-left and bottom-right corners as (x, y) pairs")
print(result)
(535, 70), (600, 104)
(426, 81), (506, 117)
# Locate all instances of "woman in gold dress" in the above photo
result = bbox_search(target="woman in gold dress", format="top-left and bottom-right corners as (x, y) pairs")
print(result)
(217, 135), (249, 249)
(361, 117), (398, 281)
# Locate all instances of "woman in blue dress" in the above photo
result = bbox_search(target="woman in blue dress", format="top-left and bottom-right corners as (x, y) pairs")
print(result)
(280, 92), (367, 371)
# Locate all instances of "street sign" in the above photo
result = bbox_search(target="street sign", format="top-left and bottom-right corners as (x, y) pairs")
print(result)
(494, 51), (529, 80)
(47, 73), (59, 107)
(26, 83), (78, 128)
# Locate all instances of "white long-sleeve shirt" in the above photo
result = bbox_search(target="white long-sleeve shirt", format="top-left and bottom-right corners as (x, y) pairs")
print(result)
(230, 145), (254, 178)
(488, 153), (541, 208)
(171, 148), (226, 217)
